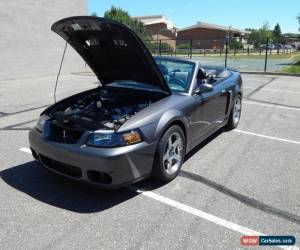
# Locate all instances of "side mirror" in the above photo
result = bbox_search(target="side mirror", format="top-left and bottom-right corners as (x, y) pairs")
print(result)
(194, 82), (213, 94)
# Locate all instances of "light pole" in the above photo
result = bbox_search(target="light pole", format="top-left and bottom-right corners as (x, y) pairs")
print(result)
(225, 26), (232, 68)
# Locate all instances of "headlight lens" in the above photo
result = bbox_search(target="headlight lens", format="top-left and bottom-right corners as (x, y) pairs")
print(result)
(35, 114), (49, 133)
(86, 130), (142, 148)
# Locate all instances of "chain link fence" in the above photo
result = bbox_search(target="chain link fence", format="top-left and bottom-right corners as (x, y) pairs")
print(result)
(144, 37), (300, 73)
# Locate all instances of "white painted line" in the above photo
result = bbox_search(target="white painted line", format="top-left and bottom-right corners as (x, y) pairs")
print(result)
(134, 188), (262, 234)
(19, 147), (32, 154)
(244, 86), (300, 94)
(234, 130), (300, 145)
(19, 148), (299, 250)
(243, 101), (300, 112)
(132, 188), (298, 250)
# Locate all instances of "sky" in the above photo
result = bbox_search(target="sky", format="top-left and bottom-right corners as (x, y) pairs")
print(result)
(89, 0), (300, 33)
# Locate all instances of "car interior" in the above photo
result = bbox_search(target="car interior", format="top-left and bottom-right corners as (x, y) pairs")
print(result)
(158, 64), (193, 92)
(197, 67), (233, 87)
(157, 62), (233, 92)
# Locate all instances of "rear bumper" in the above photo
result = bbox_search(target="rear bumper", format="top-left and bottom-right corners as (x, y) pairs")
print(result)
(29, 128), (157, 188)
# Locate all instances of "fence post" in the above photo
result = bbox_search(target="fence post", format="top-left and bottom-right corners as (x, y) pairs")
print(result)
(225, 38), (229, 68)
(264, 37), (269, 72)
(190, 39), (193, 59)
(174, 39), (177, 57)
(159, 40), (162, 56)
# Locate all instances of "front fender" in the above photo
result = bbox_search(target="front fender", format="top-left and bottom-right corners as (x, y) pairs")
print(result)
(153, 109), (188, 142)
(134, 109), (188, 144)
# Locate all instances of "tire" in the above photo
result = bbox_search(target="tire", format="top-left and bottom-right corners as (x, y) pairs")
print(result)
(152, 125), (186, 182)
(226, 94), (242, 130)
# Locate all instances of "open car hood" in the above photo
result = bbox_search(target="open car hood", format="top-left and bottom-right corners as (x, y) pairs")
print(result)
(51, 16), (170, 94)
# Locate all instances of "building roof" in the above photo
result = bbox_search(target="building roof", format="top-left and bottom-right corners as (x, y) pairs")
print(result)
(178, 21), (249, 34)
(135, 15), (176, 30)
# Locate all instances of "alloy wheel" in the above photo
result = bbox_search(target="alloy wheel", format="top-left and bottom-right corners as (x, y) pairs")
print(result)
(162, 132), (183, 175)
(233, 96), (241, 125)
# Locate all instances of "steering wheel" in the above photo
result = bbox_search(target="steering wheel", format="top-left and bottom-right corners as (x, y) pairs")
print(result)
(168, 78), (186, 89)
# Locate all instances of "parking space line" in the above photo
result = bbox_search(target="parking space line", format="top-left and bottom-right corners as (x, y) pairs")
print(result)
(133, 187), (261, 234)
(244, 87), (300, 94)
(130, 188), (298, 250)
(243, 101), (300, 111)
(234, 130), (300, 145)
(18, 147), (299, 250)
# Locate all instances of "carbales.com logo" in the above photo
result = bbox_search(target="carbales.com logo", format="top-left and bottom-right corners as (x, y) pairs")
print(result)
(241, 235), (296, 247)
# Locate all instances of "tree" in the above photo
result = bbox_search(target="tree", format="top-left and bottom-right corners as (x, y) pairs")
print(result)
(91, 12), (98, 17)
(297, 13), (300, 31)
(147, 42), (174, 54)
(273, 23), (282, 43)
(246, 21), (273, 48)
(229, 38), (243, 49)
(104, 6), (149, 40)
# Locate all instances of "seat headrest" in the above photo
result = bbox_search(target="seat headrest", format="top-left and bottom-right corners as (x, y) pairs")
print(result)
(197, 68), (207, 80)
(174, 72), (189, 83)
(158, 64), (168, 75)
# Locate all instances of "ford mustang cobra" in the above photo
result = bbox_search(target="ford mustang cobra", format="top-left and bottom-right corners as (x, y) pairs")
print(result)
(29, 16), (243, 188)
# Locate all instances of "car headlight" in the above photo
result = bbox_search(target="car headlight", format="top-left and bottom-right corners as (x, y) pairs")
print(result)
(86, 130), (143, 148)
(35, 114), (49, 133)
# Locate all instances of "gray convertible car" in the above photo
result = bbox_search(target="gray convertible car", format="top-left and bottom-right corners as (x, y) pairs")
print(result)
(29, 16), (243, 188)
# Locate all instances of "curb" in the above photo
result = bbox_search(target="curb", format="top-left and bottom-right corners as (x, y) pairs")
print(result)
(240, 71), (300, 77)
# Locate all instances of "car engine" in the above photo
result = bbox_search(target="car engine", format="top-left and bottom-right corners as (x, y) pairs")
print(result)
(48, 89), (152, 131)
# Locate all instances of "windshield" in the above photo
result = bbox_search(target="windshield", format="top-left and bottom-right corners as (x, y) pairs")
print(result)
(155, 58), (195, 93)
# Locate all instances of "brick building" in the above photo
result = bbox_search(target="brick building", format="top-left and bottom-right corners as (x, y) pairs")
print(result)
(177, 22), (249, 49)
(136, 15), (177, 48)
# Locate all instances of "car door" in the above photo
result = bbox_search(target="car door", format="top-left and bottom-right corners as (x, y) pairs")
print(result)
(190, 73), (228, 145)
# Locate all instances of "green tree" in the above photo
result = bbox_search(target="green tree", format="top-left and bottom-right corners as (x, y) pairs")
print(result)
(91, 12), (98, 17)
(272, 23), (282, 43)
(147, 42), (174, 54)
(246, 21), (273, 48)
(229, 38), (243, 49)
(104, 6), (149, 40)
(297, 13), (300, 31)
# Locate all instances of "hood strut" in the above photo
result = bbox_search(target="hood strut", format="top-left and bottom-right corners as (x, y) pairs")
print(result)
(54, 42), (68, 103)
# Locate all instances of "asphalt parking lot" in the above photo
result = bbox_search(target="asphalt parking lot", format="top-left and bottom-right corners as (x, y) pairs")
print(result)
(0, 73), (299, 249)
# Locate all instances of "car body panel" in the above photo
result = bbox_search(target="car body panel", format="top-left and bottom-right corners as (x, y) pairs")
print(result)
(51, 16), (171, 94)
(29, 128), (157, 188)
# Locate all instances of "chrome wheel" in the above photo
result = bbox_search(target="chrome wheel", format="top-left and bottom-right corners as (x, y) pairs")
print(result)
(233, 97), (241, 125)
(163, 132), (183, 175)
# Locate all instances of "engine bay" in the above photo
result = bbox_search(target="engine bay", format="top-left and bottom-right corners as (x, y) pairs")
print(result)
(47, 87), (163, 131)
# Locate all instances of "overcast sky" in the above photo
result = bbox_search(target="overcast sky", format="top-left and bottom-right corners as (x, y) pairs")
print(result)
(89, 0), (300, 33)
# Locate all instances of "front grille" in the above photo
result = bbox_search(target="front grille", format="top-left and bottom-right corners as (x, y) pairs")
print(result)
(49, 123), (84, 144)
(39, 154), (82, 178)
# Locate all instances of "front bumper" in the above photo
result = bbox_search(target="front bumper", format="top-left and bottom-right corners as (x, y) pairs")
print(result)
(29, 128), (157, 188)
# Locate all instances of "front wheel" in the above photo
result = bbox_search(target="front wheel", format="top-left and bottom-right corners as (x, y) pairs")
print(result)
(226, 94), (242, 130)
(152, 125), (186, 182)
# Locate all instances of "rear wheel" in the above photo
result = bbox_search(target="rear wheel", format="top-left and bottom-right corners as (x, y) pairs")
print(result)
(226, 94), (242, 130)
(152, 125), (186, 182)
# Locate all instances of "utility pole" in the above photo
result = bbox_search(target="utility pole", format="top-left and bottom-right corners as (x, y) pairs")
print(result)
(264, 37), (269, 72)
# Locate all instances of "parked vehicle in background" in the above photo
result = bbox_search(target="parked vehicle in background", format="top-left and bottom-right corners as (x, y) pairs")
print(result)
(275, 44), (284, 49)
(260, 44), (276, 50)
(284, 44), (293, 49)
